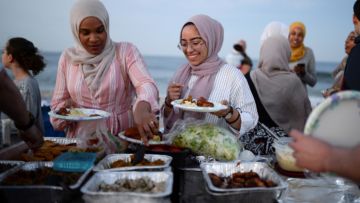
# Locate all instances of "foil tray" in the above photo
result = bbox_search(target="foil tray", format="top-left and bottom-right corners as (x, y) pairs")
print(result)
(81, 171), (173, 198)
(93, 153), (172, 172)
(200, 161), (287, 194)
(0, 160), (24, 179)
(44, 137), (77, 145)
(0, 161), (91, 190)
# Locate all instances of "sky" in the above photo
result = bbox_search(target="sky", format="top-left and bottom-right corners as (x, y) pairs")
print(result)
(0, 0), (355, 62)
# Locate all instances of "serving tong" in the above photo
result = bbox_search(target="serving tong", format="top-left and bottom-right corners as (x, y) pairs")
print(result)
(131, 144), (146, 165)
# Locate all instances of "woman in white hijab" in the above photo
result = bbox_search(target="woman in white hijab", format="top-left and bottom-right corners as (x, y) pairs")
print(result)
(51, 0), (160, 148)
(241, 34), (311, 155)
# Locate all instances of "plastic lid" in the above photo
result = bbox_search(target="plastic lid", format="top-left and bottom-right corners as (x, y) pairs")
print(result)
(53, 152), (96, 172)
(273, 137), (294, 152)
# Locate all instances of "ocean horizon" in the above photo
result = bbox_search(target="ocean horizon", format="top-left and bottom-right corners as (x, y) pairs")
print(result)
(9, 51), (338, 106)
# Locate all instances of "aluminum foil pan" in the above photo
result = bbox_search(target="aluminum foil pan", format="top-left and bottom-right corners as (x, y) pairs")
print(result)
(200, 161), (287, 193)
(0, 160), (24, 179)
(0, 161), (91, 190)
(93, 154), (172, 172)
(81, 171), (173, 198)
(280, 177), (360, 203)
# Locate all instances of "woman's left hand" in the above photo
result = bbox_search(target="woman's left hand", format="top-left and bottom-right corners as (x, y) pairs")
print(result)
(211, 100), (230, 117)
(133, 101), (159, 145)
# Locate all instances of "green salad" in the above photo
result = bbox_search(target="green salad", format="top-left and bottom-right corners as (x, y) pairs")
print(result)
(172, 123), (241, 161)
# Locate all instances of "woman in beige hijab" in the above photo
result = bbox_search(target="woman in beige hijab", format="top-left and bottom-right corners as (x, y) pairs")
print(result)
(241, 34), (311, 155)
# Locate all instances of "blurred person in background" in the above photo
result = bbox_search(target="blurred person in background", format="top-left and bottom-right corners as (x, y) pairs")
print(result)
(241, 34), (311, 155)
(289, 0), (360, 183)
(1, 37), (45, 138)
(226, 39), (253, 75)
(288, 21), (317, 92)
(322, 31), (358, 97)
(342, 0), (360, 91)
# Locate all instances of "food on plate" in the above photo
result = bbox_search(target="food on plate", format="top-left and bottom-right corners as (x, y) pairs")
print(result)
(172, 123), (241, 161)
(110, 155), (165, 168)
(55, 107), (99, 117)
(98, 177), (166, 193)
(56, 107), (70, 116)
(124, 127), (162, 141)
(208, 171), (277, 188)
(196, 96), (214, 107)
(180, 95), (214, 107)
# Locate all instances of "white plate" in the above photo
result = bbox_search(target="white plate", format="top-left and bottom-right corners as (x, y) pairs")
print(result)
(118, 131), (169, 145)
(171, 99), (227, 113)
(48, 108), (111, 121)
(304, 91), (360, 147)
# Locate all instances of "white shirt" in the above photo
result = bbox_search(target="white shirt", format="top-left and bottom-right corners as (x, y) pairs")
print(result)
(225, 49), (243, 68)
(185, 64), (258, 136)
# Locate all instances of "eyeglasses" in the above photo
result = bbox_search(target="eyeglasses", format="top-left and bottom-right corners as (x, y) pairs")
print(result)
(177, 37), (205, 50)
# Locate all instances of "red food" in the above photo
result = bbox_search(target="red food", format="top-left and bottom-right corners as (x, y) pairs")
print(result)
(196, 97), (214, 107)
(148, 145), (183, 153)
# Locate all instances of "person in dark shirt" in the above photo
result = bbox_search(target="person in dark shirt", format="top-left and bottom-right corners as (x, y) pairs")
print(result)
(342, 0), (360, 91)
(0, 68), (43, 150)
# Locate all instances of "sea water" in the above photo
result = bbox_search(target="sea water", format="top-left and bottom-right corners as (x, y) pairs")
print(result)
(33, 52), (337, 105)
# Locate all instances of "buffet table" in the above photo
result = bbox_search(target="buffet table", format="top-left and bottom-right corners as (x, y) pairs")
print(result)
(0, 141), (359, 203)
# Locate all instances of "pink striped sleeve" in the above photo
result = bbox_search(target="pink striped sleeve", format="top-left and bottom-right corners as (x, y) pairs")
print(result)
(50, 52), (71, 131)
(125, 43), (160, 113)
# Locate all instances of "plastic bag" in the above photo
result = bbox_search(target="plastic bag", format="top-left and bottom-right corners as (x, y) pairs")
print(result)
(165, 118), (243, 161)
(76, 120), (126, 155)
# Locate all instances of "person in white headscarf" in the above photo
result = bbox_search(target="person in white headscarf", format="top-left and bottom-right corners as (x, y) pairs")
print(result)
(260, 21), (289, 46)
(241, 34), (311, 155)
(51, 0), (160, 147)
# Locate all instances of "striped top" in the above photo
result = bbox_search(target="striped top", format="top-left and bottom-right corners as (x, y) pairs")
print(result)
(169, 64), (258, 137)
(50, 42), (159, 138)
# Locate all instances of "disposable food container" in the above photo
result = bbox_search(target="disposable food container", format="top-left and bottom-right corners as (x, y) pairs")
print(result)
(81, 171), (173, 202)
(200, 161), (287, 201)
(93, 153), (172, 172)
(273, 137), (304, 172)
(0, 161), (92, 203)
(0, 160), (24, 178)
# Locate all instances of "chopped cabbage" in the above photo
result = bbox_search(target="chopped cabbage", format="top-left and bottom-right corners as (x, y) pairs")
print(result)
(172, 123), (241, 161)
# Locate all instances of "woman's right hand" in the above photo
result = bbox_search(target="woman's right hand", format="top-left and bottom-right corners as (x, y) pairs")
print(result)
(166, 83), (183, 102)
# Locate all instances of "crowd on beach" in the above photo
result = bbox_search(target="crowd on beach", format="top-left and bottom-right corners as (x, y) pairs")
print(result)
(1, 0), (360, 183)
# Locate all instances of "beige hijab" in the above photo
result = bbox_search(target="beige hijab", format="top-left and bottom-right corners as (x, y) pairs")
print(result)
(251, 35), (311, 131)
(65, 0), (115, 94)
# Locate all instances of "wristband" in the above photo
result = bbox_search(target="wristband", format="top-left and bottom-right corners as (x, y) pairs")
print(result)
(224, 106), (233, 120)
(14, 111), (35, 131)
(226, 110), (240, 125)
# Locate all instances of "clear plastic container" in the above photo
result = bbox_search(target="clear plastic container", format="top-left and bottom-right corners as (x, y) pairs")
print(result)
(273, 137), (303, 172)
(53, 152), (97, 172)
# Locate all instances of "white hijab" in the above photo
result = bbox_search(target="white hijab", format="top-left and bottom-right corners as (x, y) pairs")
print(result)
(260, 21), (288, 47)
(65, 0), (115, 94)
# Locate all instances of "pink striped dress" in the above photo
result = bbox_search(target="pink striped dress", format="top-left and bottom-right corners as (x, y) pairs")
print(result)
(50, 42), (159, 138)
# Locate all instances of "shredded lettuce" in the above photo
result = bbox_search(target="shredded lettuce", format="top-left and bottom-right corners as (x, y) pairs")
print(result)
(172, 123), (241, 161)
